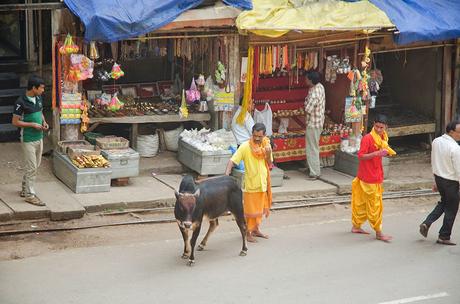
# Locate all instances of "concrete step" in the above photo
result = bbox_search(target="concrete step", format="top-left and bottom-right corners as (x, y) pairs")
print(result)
(35, 181), (86, 221)
(318, 168), (354, 194)
(0, 185), (50, 220)
(272, 170), (337, 199)
(0, 200), (13, 221)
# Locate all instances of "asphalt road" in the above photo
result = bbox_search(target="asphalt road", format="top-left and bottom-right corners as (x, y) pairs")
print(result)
(0, 198), (459, 304)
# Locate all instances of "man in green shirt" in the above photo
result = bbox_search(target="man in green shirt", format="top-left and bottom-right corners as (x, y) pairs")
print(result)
(12, 75), (49, 206)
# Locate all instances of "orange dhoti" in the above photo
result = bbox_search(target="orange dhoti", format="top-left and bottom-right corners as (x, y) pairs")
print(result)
(243, 191), (270, 232)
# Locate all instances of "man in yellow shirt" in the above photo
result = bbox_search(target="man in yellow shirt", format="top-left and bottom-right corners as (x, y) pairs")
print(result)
(225, 123), (272, 243)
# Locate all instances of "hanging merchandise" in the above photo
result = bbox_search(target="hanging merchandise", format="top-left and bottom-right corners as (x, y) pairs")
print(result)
(359, 47), (372, 101)
(59, 34), (79, 55)
(278, 118), (289, 134)
(179, 89), (189, 118)
(204, 75), (214, 102)
(337, 57), (351, 74)
(94, 69), (111, 82)
(196, 74), (206, 86)
(214, 91), (234, 112)
(110, 62), (124, 79)
(368, 69), (383, 108)
(254, 103), (273, 137)
(198, 100), (208, 112)
(107, 92), (124, 112)
(237, 46), (254, 125)
(66, 65), (81, 83)
(80, 100), (89, 132)
(325, 55), (351, 83)
(70, 54), (94, 81)
(185, 77), (200, 104)
(89, 41), (99, 60)
(344, 96), (363, 123)
(215, 61), (226, 87)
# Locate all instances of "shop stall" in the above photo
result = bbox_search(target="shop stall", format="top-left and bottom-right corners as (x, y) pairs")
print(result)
(50, 0), (248, 188)
(240, 36), (369, 167)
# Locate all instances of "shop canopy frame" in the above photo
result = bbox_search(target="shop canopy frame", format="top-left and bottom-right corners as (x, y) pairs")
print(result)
(236, 0), (460, 45)
(63, 0), (252, 42)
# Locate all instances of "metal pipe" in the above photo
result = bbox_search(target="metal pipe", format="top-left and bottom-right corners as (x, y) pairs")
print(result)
(359, 43), (455, 55)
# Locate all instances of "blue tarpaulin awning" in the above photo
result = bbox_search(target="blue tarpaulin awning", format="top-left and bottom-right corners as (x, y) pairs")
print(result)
(63, 0), (252, 42)
(369, 0), (460, 45)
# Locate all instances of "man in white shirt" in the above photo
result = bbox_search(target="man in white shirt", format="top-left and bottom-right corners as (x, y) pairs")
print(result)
(419, 120), (460, 245)
(231, 98), (255, 147)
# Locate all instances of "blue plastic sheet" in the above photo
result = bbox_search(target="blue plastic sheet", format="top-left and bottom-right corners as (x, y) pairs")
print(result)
(370, 0), (460, 45)
(64, 0), (252, 42)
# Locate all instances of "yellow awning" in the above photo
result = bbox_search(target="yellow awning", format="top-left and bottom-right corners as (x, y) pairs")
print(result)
(236, 0), (395, 38)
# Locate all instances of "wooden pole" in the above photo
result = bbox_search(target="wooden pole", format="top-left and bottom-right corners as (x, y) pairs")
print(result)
(38, 0), (43, 77)
(452, 39), (460, 119)
(442, 46), (453, 130)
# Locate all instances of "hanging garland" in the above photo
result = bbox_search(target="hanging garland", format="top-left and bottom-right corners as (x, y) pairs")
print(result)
(237, 46), (254, 125)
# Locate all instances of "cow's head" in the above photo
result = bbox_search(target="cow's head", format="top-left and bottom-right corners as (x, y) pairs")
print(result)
(175, 189), (200, 229)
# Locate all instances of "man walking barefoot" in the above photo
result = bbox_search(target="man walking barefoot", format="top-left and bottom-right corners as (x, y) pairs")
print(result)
(351, 114), (396, 242)
(225, 123), (272, 243)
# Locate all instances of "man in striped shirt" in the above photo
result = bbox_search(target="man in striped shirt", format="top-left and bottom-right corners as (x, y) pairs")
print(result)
(304, 71), (325, 179)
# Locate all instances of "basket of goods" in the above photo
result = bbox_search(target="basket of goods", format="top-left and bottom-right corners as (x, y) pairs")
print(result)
(84, 132), (104, 145)
(96, 136), (129, 150)
(57, 140), (91, 154)
(67, 145), (101, 160)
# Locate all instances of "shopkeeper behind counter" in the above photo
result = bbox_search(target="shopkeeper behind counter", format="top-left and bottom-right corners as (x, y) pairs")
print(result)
(231, 97), (255, 147)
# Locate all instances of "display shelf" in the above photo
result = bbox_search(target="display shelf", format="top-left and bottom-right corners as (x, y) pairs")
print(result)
(89, 113), (210, 124)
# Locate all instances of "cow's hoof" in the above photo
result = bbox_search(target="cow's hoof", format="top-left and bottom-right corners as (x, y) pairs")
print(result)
(197, 244), (205, 251)
(181, 253), (189, 259)
(239, 250), (247, 256)
(187, 260), (195, 267)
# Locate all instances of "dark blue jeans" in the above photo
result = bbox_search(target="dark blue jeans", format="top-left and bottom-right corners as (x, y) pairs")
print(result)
(423, 175), (459, 240)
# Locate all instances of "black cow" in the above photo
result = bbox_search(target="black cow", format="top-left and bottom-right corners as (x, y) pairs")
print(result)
(174, 175), (247, 266)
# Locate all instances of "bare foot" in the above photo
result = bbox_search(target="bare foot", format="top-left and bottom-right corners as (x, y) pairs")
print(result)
(376, 233), (392, 242)
(247, 233), (258, 243)
(351, 227), (370, 234)
(253, 231), (269, 239)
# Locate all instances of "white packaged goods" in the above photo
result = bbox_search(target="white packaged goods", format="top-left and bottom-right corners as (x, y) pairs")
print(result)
(137, 134), (159, 157)
(179, 128), (237, 152)
(164, 125), (184, 152)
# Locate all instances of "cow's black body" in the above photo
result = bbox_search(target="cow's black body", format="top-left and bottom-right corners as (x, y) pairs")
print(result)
(174, 175), (247, 266)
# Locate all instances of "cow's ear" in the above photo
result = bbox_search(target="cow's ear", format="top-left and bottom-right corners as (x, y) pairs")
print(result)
(175, 191), (180, 200)
(193, 189), (200, 198)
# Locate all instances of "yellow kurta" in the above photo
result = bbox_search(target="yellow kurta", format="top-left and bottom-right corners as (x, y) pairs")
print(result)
(231, 141), (269, 193)
(351, 177), (383, 232)
(231, 141), (272, 231)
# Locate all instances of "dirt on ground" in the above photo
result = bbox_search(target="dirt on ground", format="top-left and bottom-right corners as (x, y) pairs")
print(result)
(0, 195), (438, 261)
